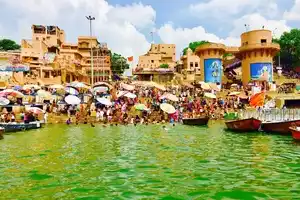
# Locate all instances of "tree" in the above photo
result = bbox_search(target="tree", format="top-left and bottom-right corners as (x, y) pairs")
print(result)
(109, 51), (130, 74)
(273, 29), (300, 68)
(182, 41), (209, 55)
(159, 63), (169, 68)
(0, 39), (20, 51)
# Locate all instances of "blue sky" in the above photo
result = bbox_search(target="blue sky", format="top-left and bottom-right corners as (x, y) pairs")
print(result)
(0, 0), (299, 61)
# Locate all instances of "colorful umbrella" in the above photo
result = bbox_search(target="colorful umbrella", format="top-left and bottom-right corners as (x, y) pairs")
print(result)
(0, 97), (9, 106)
(0, 89), (24, 98)
(65, 87), (79, 95)
(37, 90), (52, 100)
(134, 104), (148, 111)
(204, 92), (216, 99)
(160, 103), (176, 114)
(124, 92), (137, 99)
(65, 95), (81, 105)
(23, 84), (41, 90)
(13, 85), (22, 91)
(27, 107), (45, 114)
(96, 97), (112, 106)
(93, 86), (109, 93)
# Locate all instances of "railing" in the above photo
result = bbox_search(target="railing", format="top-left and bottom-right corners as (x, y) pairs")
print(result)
(239, 43), (280, 51)
(239, 108), (300, 122)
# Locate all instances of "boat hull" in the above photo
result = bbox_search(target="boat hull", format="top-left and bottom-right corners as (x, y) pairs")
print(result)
(289, 127), (300, 141)
(261, 119), (300, 135)
(0, 122), (43, 133)
(225, 118), (262, 132)
(182, 117), (209, 126)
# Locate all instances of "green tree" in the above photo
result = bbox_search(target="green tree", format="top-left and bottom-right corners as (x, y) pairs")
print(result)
(109, 51), (130, 74)
(273, 29), (300, 68)
(159, 63), (169, 68)
(0, 39), (21, 51)
(182, 41), (209, 55)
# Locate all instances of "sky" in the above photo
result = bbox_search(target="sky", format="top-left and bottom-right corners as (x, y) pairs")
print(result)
(0, 0), (299, 63)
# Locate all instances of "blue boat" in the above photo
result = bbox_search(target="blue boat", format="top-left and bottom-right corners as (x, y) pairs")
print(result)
(0, 121), (43, 133)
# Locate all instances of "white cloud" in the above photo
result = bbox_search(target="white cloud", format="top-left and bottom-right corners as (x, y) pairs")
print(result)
(157, 24), (240, 58)
(230, 13), (291, 38)
(189, 0), (279, 19)
(0, 0), (153, 65)
(284, 0), (300, 20)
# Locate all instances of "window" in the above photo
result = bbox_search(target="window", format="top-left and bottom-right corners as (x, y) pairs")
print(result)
(195, 63), (199, 67)
(261, 39), (267, 43)
(36, 37), (39, 40)
(43, 38), (45, 41)
(44, 71), (50, 78)
(151, 60), (154, 63)
(190, 62), (193, 67)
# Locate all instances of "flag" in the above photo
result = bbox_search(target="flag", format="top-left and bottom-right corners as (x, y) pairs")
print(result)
(127, 56), (133, 62)
(249, 92), (265, 107)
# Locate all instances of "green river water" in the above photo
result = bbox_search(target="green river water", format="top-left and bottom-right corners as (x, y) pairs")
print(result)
(0, 122), (300, 200)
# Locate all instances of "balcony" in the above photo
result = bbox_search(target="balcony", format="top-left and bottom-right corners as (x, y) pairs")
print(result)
(239, 43), (280, 52)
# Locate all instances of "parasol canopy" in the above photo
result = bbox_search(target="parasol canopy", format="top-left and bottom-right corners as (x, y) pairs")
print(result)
(65, 87), (79, 95)
(117, 91), (128, 98)
(120, 83), (135, 91)
(204, 92), (217, 99)
(150, 82), (166, 91)
(96, 97), (112, 106)
(93, 86), (109, 93)
(134, 103), (149, 111)
(160, 93), (179, 102)
(23, 84), (41, 90)
(228, 91), (241, 96)
(93, 82), (113, 89)
(67, 81), (89, 89)
(49, 84), (64, 89)
(37, 90), (52, 100)
(160, 103), (176, 114)
(124, 92), (137, 99)
(200, 82), (211, 90)
(0, 97), (9, 106)
(27, 107), (45, 114)
(65, 95), (81, 105)
(0, 89), (24, 98)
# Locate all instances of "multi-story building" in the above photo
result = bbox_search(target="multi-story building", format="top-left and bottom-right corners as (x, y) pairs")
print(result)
(180, 48), (201, 82)
(134, 44), (176, 83)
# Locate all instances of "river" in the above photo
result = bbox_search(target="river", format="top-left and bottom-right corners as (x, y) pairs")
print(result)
(0, 123), (300, 199)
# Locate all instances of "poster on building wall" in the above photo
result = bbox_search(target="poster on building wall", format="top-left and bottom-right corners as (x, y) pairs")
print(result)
(0, 56), (29, 72)
(204, 58), (222, 83)
(250, 63), (272, 82)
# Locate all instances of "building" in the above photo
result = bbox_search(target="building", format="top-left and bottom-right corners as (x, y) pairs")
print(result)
(194, 29), (280, 86)
(134, 44), (176, 82)
(180, 48), (201, 81)
(20, 25), (111, 85)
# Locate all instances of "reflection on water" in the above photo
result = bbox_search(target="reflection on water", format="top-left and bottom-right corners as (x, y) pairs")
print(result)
(0, 123), (300, 199)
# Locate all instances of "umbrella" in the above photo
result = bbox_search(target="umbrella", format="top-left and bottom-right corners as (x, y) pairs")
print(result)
(160, 93), (179, 102)
(96, 97), (112, 106)
(65, 87), (79, 95)
(229, 91), (241, 96)
(49, 84), (64, 89)
(204, 92), (216, 99)
(93, 86), (109, 93)
(117, 91), (129, 98)
(0, 89), (24, 98)
(23, 84), (41, 90)
(201, 82), (211, 90)
(37, 90), (52, 100)
(134, 103), (148, 111)
(94, 82), (113, 89)
(13, 85), (22, 91)
(0, 97), (9, 106)
(160, 103), (176, 114)
(238, 94), (248, 99)
(67, 81), (89, 89)
(65, 95), (81, 105)
(27, 107), (45, 114)
(209, 83), (220, 91)
(150, 82), (166, 91)
(124, 92), (137, 99)
(121, 83), (135, 91)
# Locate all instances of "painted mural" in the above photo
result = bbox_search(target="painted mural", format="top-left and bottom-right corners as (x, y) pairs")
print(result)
(204, 58), (222, 83)
(250, 63), (272, 82)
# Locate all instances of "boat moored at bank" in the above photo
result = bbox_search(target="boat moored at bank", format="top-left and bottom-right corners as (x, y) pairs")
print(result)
(225, 118), (262, 132)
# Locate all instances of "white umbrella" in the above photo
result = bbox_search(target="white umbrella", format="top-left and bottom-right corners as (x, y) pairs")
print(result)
(65, 95), (81, 105)
(160, 93), (179, 102)
(0, 89), (24, 98)
(27, 107), (45, 114)
(93, 86), (109, 93)
(23, 84), (41, 90)
(0, 97), (9, 106)
(94, 82), (113, 89)
(49, 84), (64, 89)
(124, 92), (137, 99)
(67, 81), (89, 89)
(97, 97), (112, 106)
(121, 83), (135, 91)
(229, 91), (241, 96)
(117, 91), (128, 98)
(204, 92), (217, 99)
(65, 87), (79, 95)
(160, 103), (176, 114)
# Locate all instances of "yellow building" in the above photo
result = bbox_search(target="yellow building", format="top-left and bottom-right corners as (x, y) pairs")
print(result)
(180, 48), (201, 81)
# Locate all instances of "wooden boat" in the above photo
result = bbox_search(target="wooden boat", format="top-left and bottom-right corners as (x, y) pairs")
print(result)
(261, 119), (300, 135)
(0, 121), (43, 133)
(182, 117), (209, 126)
(225, 118), (262, 132)
(289, 127), (300, 141)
